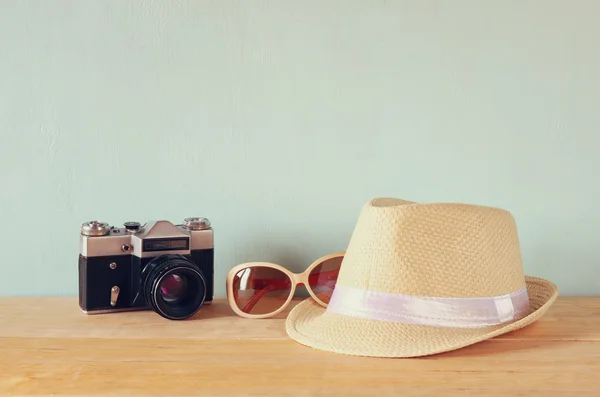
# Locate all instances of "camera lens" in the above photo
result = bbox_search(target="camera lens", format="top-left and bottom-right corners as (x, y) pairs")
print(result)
(142, 255), (206, 320)
(159, 273), (188, 303)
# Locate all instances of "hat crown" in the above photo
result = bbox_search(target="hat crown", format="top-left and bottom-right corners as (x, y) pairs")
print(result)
(337, 198), (526, 298)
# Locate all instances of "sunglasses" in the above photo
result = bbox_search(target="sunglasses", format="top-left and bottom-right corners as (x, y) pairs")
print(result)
(226, 252), (344, 318)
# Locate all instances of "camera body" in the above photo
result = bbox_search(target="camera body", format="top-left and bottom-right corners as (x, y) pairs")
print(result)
(78, 217), (214, 320)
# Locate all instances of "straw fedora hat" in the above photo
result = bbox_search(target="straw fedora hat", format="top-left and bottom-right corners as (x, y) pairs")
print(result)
(286, 197), (558, 357)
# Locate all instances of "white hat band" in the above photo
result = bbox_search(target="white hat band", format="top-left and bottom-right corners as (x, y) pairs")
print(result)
(326, 284), (532, 329)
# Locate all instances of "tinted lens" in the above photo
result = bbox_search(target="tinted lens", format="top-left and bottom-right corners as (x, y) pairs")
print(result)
(159, 273), (189, 304)
(232, 266), (292, 315)
(308, 256), (343, 304)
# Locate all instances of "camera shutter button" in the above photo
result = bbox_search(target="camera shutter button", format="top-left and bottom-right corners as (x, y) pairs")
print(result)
(124, 222), (141, 232)
(183, 217), (211, 230)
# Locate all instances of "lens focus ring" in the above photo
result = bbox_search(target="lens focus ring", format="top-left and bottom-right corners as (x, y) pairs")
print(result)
(142, 254), (207, 320)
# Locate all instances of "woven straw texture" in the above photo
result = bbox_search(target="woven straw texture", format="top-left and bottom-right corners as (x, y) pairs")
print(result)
(285, 198), (559, 357)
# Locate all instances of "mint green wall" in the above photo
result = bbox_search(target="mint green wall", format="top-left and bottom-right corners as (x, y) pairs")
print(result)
(1, 1), (597, 297)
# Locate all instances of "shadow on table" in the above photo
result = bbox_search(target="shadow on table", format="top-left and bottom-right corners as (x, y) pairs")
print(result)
(188, 300), (237, 320)
(421, 320), (594, 359)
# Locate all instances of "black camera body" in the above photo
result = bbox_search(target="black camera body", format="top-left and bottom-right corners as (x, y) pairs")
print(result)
(78, 217), (214, 320)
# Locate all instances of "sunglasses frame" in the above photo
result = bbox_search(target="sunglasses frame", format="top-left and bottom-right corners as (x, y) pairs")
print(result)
(226, 252), (345, 319)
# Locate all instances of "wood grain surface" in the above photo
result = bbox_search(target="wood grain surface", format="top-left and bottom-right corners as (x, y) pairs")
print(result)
(1, 297), (599, 396)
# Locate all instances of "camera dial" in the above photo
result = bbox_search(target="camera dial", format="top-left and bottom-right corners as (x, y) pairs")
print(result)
(183, 217), (211, 230)
(81, 221), (111, 236)
(124, 222), (142, 233)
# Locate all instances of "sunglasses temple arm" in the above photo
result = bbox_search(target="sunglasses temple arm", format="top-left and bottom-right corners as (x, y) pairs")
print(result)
(241, 286), (271, 313)
(307, 269), (338, 286)
(239, 267), (339, 313)
(241, 278), (290, 313)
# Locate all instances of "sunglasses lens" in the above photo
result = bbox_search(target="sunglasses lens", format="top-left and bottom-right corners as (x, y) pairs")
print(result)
(308, 256), (343, 304)
(232, 266), (293, 315)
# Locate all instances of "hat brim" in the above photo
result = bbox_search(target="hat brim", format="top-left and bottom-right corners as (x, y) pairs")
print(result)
(285, 276), (558, 358)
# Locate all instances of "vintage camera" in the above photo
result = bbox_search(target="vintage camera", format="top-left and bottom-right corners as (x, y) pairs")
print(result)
(78, 217), (214, 320)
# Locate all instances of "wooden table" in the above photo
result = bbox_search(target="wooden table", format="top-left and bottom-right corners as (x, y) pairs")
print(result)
(1, 296), (598, 396)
